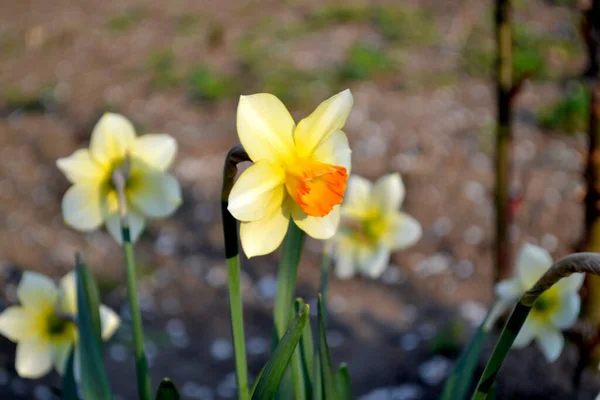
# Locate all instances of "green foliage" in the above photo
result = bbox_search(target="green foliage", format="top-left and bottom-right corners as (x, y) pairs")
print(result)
(429, 320), (465, 356)
(335, 364), (352, 400)
(2, 83), (57, 112)
(61, 350), (77, 400)
(187, 66), (235, 101)
(155, 378), (180, 400)
(108, 6), (147, 33)
(537, 81), (589, 134)
(146, 50), (178, 89)
(76, 257), (113, 400)
(175, 15), (199, 35)
(307, 4), (437, 45)
(337, 42), (394, 81)
(251, 304), (310, 400)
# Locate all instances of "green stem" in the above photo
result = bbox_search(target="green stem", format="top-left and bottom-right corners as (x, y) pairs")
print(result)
(222, 146), (251, 400)
(471, 301), (531, 400)
(113, 170), (152, 400)
(273, 221), (305, 340)
(319, 244), (332, 322)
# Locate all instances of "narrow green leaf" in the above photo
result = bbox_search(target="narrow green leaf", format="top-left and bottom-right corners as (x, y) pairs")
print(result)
(251, 304), (309, 400)
(155, 378), (180, 400)
(273, 221), (305, 341)
(61, 349), (78, 400)
(317, 294), (338, 400)
(76, 258), (113, 400)
(335, 363), (351, 400)
(297, 299), (314, 399)
(291, 300), (309, 400)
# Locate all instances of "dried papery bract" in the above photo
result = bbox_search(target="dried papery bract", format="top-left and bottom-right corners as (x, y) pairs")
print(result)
(221, 145), (251, 400)
(473, 252), (600, 400)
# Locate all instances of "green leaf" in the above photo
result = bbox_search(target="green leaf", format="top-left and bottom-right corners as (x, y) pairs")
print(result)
(76, 256), (113, 400)
(155, 378), (180, 400)
(335, 363), (351, 400)
(317, 294), (338, 400)
(61, 349), (78, 400)
(291, 300), (311, 400)
(251, 304), (309, 400)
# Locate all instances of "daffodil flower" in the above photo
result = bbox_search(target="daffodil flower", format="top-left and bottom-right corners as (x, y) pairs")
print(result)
(228, 90), (353, 257)
(331, 173), (422, 279)
(57, 113), (182, 244)
(495, 243), (583, 362)
(0, 271), (120, 378)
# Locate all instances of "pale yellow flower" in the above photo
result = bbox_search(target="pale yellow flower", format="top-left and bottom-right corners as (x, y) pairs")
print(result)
(0, 271), (120, 378)
(57, 113), (181, 244)
(228, 90), (353, 257)
(332, 173), (421, 279)
(495, 243), (583, 362)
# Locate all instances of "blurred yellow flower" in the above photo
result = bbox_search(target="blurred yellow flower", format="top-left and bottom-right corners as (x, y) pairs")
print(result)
(228, 90), (353, 257)
(0, 271), (120, 378)
(57, 113), (181, 244)
(495, 243), (583, 362)
(331, 173), (422, 279)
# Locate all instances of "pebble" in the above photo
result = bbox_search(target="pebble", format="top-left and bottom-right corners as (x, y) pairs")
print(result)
(459, 301), (487, 327)
(206, 266), (228, 288)
(181, 382), (214, 400)
(358, 384), (423, 400)
(109, 343), (128, 362)
(399, 333), (420, 352)
(381, 265), (407, 284)
(417, 356), (451, 386)
(211, 338), (233, 361)
(247, 336), (268, 356)
(464, 226), (484, 245)
(33, 385), (52, 400)
(431, 217), (452, 238)
(453, 260), (474, 280)
(257, 275), (278, 299)
(216, 372), (237, 398)
(326, 330), (345, 348)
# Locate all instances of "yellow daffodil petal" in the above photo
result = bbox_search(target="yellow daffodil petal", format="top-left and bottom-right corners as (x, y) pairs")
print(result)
(536, 328), (563, 362)
(311, 130), (352, 172)
(517, 243), (552, 289)
(0, 307), (35, 342)
(52, 338), (73, 375)
(100, 305), (120, 340)
(550, 293), (580, 329)
(228, 161), (286, 222)
(105, 210), (146, 244)
(16, 336), (53, 379)
(373, 173), (405, 212)
(56, 149), (106, 185)
(240, 208), (290, 258)
(129, 170), (182, 218)
(385, 212), (422, 251)
(18, 272), (58, 311)
(237, 94), (296, 163)
(359, 245), (390, 279)
(292, 203), (340, 239)
(132, 134), (177, 171)
(89, 113), (136, 168)
(341, 175), (372, 218)
(62, 184), (106, 231)
(295, 89), (353, 158)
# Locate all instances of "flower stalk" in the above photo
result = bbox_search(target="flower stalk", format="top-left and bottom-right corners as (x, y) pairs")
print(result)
(473, 252), (600, 399)
(494, 0), (514, 282)
(221, 145), (251, 400)
(113, 169), (152, 400)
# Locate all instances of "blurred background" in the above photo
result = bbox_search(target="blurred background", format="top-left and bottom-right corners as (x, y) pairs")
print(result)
(0, 0), (599, 398)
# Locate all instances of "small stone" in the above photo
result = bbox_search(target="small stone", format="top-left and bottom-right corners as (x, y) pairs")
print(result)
(257, 275), (278, 299)
(33, 385), (53, 400)
(400, 333), (420, 351)
(418, 356), (451, 386)
(464, 226), (484, 245)
(432, 217), (452, 238)
(453, 260), (474, 279)
(154, 233), (177, 256)
(181, 382), (214, 400)
(541, 233), (558, 252)
(459, 301), (487, 327)
(161, 296), (181, 315)
(216, 372), (237, 398)
(206, 266), (227, 288)
(211, 338), (233, 361)
(358, 384), (422, 400)
(247, 336), (268, 356)
(326, 330), (345, 348)
(109, 343), (128, 362)
(166, 318), (187, 339)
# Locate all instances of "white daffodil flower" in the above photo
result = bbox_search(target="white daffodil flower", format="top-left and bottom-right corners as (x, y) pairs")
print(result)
(57, 113), (182, 244)
(0, 271), (120, 379)
(495, 243), (584, 363)
(331, 173), (422, 279)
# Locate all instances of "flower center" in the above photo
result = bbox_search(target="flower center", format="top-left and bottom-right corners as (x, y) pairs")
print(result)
(285, 158), (348, 217)
(342, 211), (386, 245)
(531, 288), (559, 320)
(46, 312), (71, 337)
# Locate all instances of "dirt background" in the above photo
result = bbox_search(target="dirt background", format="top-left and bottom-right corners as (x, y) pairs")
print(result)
(1, 0), (599, 399)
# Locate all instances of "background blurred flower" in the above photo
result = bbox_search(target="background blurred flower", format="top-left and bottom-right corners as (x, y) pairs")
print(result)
(0, 271), (120, 378)
(57, 113), (182, 244)
(495, 243), (584, 362)
(331, 173), (422, 279)
(228, 89), (353, 257)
